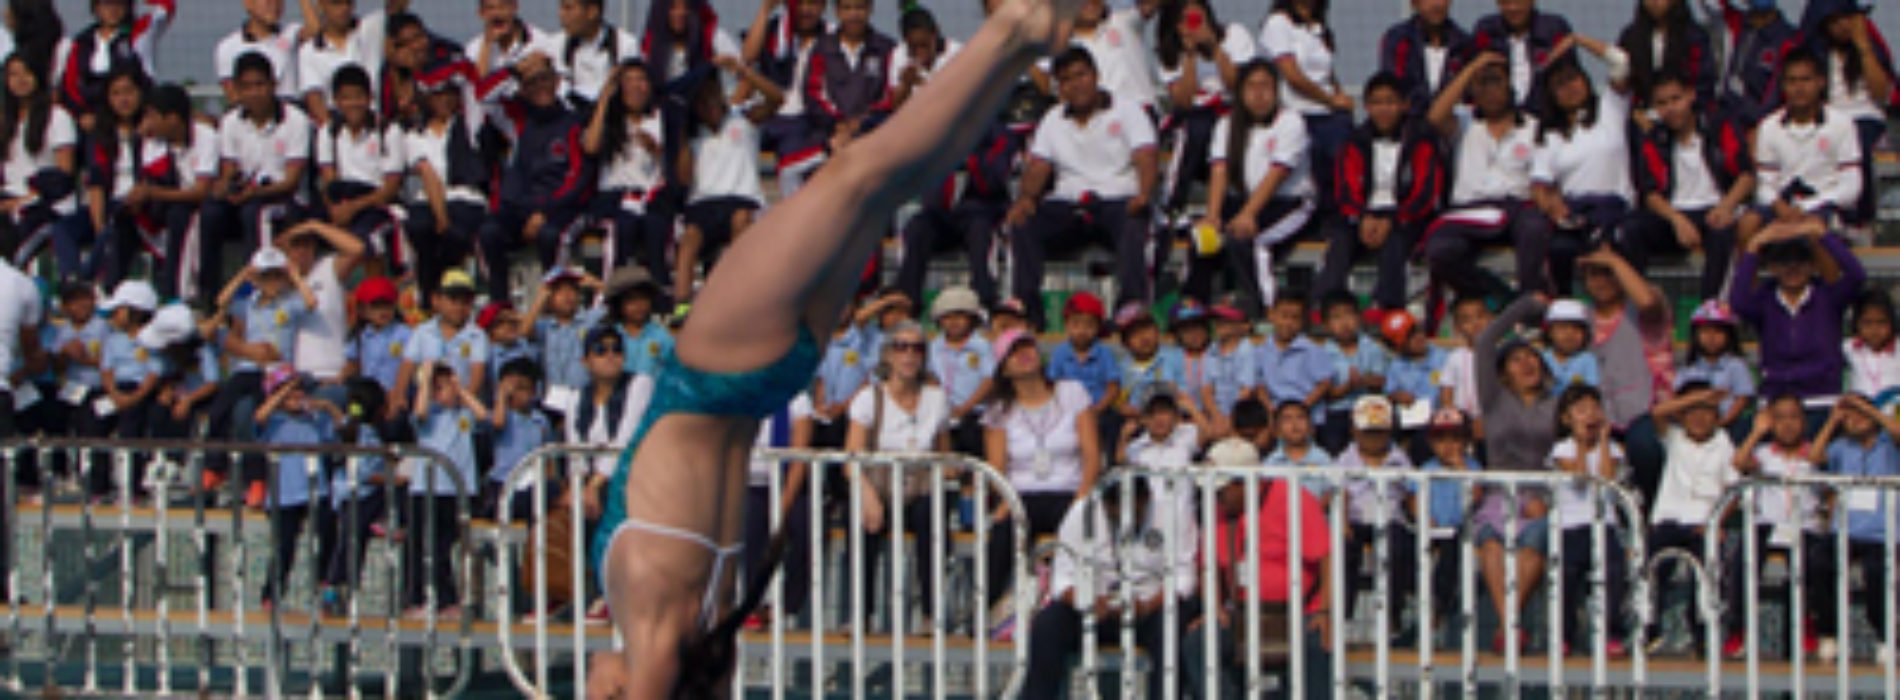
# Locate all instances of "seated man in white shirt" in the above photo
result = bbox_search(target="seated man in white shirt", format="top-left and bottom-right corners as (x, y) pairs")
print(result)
(1740, 47), (1863, 247)
(1005, 47), (1158, 330)
(1023, 472), (1196, 700)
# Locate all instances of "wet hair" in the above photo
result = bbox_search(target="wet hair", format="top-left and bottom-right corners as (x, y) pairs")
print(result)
(670, 528), (790, 698)
(1553, 384), (1604, 438)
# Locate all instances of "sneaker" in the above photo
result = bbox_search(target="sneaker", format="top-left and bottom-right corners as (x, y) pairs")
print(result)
(435, 606), (461, 622)
(1724, 633), (1747, 659)
(1605, 639), (1629, 658)
(245, 481), (267, 509)
(743, 613), (766, 632)
(201, 470), (225, 493)
(1878, 643), (1894, 666)
(1803, 630), (1820, 658)
(585, 599), (610, 625)
(320, 589), (344, 618)
(1818, 637), (1840, 664)
(402, 606), (429, 621)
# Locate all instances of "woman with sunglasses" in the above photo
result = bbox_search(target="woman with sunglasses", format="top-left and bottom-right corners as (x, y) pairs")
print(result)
(550, 326), (654, 618)
(587, 0), (1083, 693)
(840, 321), (951, 632)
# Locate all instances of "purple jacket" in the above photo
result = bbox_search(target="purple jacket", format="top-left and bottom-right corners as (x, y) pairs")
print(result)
(1729, 233), (1866, 399)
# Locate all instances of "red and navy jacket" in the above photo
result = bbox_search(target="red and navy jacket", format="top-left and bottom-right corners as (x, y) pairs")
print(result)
(1333, 120), (1444, 227)
(804, 31), (895, 136)
(1616, 21), (1716, 109)
(1379, 16), (1473, 111)
(499, 102), (592, 214)
(923, 120), (1023, 210)
(382, 35), (467, 127)
(756, 11), (824, 109)
(59, 10), (169, 118)
(1632, 116), (1752, 207)
(1470, 10), (1572, 108)
(1710, 1), (1794, 123)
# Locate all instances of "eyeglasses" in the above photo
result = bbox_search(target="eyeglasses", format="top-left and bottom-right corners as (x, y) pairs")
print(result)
(588, 342), (624, 356)
(889, 341), (927, 354)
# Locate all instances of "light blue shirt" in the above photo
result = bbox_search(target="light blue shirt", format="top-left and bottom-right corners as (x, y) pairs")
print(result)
(1543, 348), (1601, 392)
(1675, 355), (1756, 417)
(1119, 345), (1185, 410)
(535, 306), (606, 389)
(1385, 346), (1447, 408)
(1418, 456), (1484, 531)
(100, 331), (158, 386)
(345, 321), (412, 392)
(1048, 340), (1121, 405)
(492, 408), (551, 484)
(51, 316), (109, 389)
(264, 409), (334, 508)
(1827, 433), (1900, 542)
(931, 334), (993, 410)
(617, 320), (673, 377)
(1207, 340), (1257, 415)
(1256, 336), (1335, 425)
(815, 326), (876, 409)
(413, 405), (480, 496)
(405, 317), (491, 387)
(333, 427), (386, 507)
(1265, 443), (1335, 496)
(235, 291), (313, 374)
(1325, 334), (1391, 412)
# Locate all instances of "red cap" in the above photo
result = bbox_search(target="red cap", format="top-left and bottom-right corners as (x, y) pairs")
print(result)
(1063, 291), (1106, 320)
(476, 301), (513, 331)
(1380, 310), (1419, 347)
(353, 276), (398, 306)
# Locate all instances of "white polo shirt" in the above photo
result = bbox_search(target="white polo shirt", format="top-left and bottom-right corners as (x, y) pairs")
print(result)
(1531, 90), (1634, 202)
(1670, 133), (1723, 211)
(1547, 437), (1627, 528)
(1651, 426), (1739, 526)
(1259, 12), (1336, 115)
(984, 380), (1093, 495)
(296, 14), (389, 103)
(556, 25), (642, 103)
(688, 108), (766, 206)
(848, 384), (950, 452)
(601, 112), (666, 193)
(317, 123), (403, 187)
(1754, 107), (1863, 213)
(1158, 23), (1257, 110)
(175, 122), (223, 184)
(218, 101), (313, 190)
(0, 260), (40, 392)
(1029, 95), (1158, 202)
(1070, 7), (1159, 111)
(1448, 107), (1539, 205)
(1209, 108), (1313, 200)
(216, 23), (304, 98)
(1750, 443), (1822, 537)
(3, 106), (76, 213)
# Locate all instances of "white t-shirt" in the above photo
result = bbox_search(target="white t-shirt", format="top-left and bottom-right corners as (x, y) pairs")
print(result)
(1547, 437), (1627, 528)
(555, 26), (642, 103)
(1028, 95), (1158, 201)
(1651, 426), (1739, 526)
(216, 24), (304, 98)
(1367, 138), (1403, 209)
(1157, 24), (1257, 109)
(317, 123), (403, 187)
(1259, 12), (1336, 115)
(749, 393), (813, 486)
(1754, 108), (1863, 213)
(1531, 90), (1634, 202)
(218, 102), (313, 190)
(688, 108), (766, 205)
(1448, 108), (1539, 205)
(1750, 443), (1822, 539)
(1127, 424), (1200, 472)
(297, 14), (388, 103)
(1439, 346), (1481, 419)
(557, 374), (657, 478)
(601, 112), (666, 192)
(0, 260), (41, 392)
(985, 380), (1093, 495)
(1670, 133), (1723, 211)
(1424, 45), (1449, 93)
(887, 39), (964, 91)
(1844, 338), (1900, 397)
(1209, 109), (1312, 200)
(1070, 8), (1159, 110)
(3, 106), (76, 213)
(293, 255), (348, 381)
(848, 383), (950, 453)
(1510, 36), (1534, 107)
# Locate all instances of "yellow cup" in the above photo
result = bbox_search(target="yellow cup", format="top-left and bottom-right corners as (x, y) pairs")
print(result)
(1192, 224), (1224, 256)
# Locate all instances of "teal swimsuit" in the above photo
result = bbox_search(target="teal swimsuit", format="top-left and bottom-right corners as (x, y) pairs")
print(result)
(591, 326), (822, 609)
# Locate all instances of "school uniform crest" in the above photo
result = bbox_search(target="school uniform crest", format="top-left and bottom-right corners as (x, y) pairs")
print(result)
(459, 342), (472, 358)
(135, 348), (148, 363)
(966, 353), (980, 369)
(648, 341), (660, 357)
(390, 342), (403, 357)
(275, 140), (289, 157)
(87, 341), (100, 356)
(458, 416), (471, 432)
(1819, 137), (1832, 153)
(1107, 121), (1124, 139)
(844, 350), (859, 366)
(549, 139), (569, 159)
(1106, 29), (1123, 48)
(1512, 143), (1531, 161)
(865, 56), (883, 75)
(727, 125), (744, 141)
(274, 309), (288, 326)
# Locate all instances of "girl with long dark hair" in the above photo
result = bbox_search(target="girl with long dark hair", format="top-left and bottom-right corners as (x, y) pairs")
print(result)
(642, 0), (740, 94)
(1616, 0), (1715, 106)
(981, 329), (1098, 606)
(0, 51), (76, 267)
(1530, 36), (1633, 295)
(1261, 0), (1351, 213)
(50, 0), (171, 126)
(1155, 0), (1255, 219)
(583, 59), (670, 286)
(65, 65), (147, 287)
(1190, 59), (1314, 315)
(399, 62), (487, 305)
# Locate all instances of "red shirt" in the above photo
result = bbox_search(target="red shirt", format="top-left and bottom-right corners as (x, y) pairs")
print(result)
(1212, 481), (1332, 613)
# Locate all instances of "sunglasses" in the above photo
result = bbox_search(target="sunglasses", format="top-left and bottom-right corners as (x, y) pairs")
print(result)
(588, 342), (624, 356)
(888, 341), (927, 354)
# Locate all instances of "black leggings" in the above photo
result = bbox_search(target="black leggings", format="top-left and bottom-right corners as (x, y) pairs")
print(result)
(403, 494), (462, 609)
(265, 502), (337, 604)
(985, 491), (1071, 606)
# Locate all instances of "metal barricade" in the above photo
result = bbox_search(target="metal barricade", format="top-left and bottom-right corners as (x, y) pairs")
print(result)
(491, 446), (1035, 699)
(1059, 464), (1652, 699)
(0, 438), (479, 698)
(1701, 474), (1900, 696)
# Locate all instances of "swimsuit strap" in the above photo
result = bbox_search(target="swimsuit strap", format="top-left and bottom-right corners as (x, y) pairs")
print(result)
(601, 520), (747, 627)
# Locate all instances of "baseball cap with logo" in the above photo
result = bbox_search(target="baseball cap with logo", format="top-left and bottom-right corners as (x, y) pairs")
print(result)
(1352, 395), (1395, 431)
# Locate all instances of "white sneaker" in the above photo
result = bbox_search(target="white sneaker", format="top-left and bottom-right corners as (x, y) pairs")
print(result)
(1878, 643), (1894, 665)
(1818, 637), (1840, 664)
